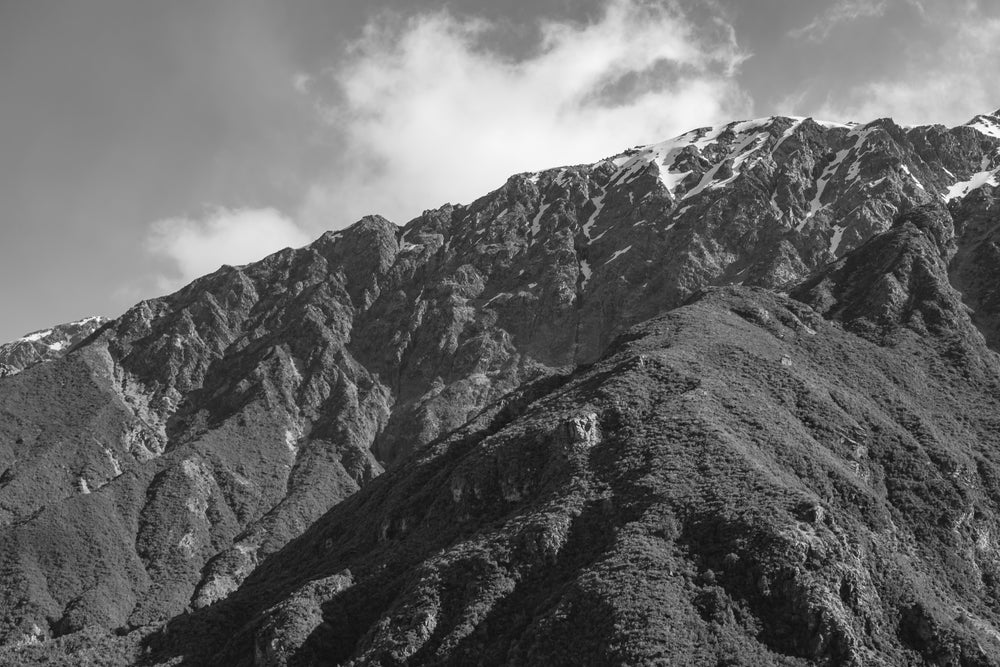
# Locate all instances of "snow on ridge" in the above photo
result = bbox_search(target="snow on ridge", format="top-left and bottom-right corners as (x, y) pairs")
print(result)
(21, 329), (54, 343)
(812, 118), (857, 129)
(603, 114), (875, 215)
(773, 118), (805, 152)
(965, 115), (1000, 140)
(11, 315), (106, 346)
(730, 118), (775, 135)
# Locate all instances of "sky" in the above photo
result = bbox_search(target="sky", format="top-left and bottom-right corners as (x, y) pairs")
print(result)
(1, 0), (999, 341)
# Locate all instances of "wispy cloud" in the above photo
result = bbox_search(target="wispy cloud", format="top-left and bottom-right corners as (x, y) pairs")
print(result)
(299, 0), (751, 226)
(789, 0), (888, 42)
(810, 3), (1000, 125)
(146, 207), (312, 291)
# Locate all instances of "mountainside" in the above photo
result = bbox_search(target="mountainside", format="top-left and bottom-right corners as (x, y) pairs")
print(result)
(0, 316), (106, 377)
(2, 111), (1000, 665)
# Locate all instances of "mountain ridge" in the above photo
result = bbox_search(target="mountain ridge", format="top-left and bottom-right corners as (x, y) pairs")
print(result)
(1, 109), (1000, 665)
(0, 316), (107, 377)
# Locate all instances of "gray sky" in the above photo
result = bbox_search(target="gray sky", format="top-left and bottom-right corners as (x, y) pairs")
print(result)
(2, 0), (998, 341)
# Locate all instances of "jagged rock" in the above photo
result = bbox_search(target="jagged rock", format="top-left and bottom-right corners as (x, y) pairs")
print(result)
(557, 412), (601, 450)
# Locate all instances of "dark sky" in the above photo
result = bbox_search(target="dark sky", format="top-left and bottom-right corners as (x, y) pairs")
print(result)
(2, 0), (998, 341)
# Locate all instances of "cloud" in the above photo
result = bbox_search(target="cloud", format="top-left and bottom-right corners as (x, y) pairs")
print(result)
(808, 3), (1000, 125)
(146, 207), (312, 290)
(292, 72), (311, 95)
(300, 0), (751, 227)
(789, 0), (888, 42)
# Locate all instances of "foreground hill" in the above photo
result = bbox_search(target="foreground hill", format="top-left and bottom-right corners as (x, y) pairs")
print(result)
(1, 112), (1000, 665)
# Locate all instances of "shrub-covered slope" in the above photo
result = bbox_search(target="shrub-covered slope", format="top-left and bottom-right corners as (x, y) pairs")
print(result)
(146, 205), (1000, 665)
(0, 112), (999, 664)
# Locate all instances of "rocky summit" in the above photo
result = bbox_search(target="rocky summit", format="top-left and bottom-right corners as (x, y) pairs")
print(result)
(0, 316), (106, 378)
(2, 111), (1000, 666)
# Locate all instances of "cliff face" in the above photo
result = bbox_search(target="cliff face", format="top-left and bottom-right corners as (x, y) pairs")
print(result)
(1, 112), (1000, 665)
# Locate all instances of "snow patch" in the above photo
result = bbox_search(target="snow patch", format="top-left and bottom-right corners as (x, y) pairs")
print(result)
(966, 115), (1000, 140)
(659, 168), (692, 194)
(604, 245), (633, 265)
(21, 329), (52, 343)
(773, 118), (805, 152)
(483, 292), (511, 307)
(945, 169), (1000, 201)
(708, 133), (769, 190)
(829, 226), (847, 256)
(579, 260), (592, 291)
(530, 202), (551, 240)
(900, 165), (925, 191)
(796, 134), (869, 231)
(581, 194), (605, 240)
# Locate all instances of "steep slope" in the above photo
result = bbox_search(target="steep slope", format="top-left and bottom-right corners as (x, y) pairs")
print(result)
(0, 316), (106, 377)
(0, 111), (999, 663)
(141, 204), (1000, 666)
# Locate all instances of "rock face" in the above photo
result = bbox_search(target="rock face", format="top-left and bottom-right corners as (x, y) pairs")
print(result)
(1, 111), (1000, 665)
(0, 316), (106, 377)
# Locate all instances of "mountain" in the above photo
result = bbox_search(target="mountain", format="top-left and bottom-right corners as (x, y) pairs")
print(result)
(0, 316), (107, 377)
(1, 111), (1000, 665)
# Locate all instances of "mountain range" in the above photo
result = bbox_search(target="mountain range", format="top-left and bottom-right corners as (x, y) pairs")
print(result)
(2, 110), (1000, 665)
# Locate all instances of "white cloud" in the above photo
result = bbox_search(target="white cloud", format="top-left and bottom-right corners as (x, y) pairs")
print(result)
(300, 0), (751, 227)
(146, 207), (312, 290)
(789, 0), (888, 42)
(138, 0), (751, 295)
(809, 4), (1000, 126)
